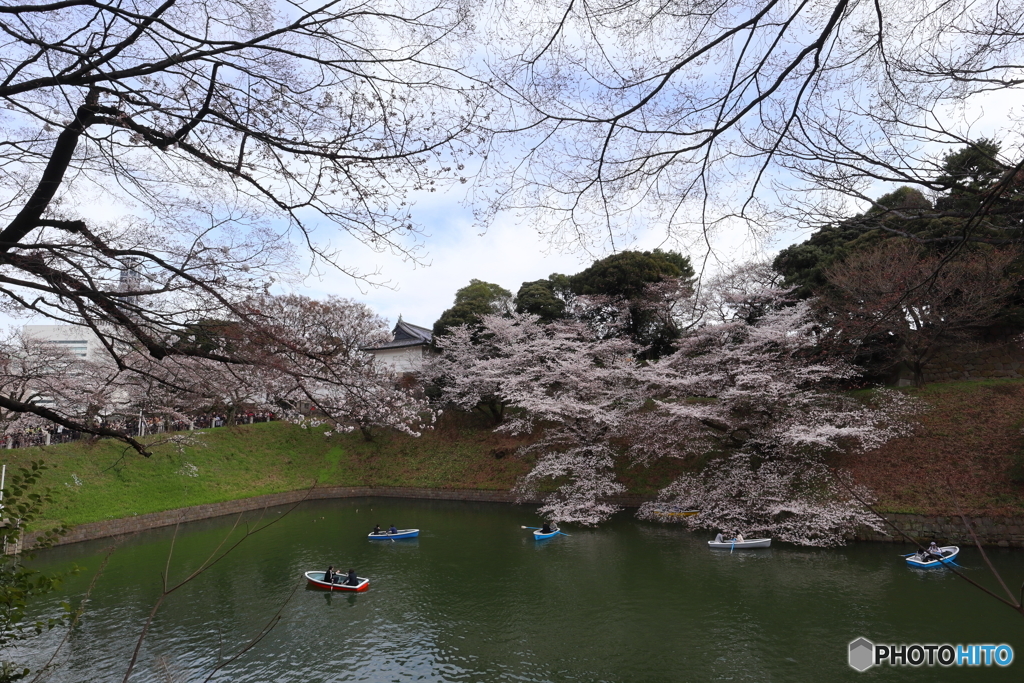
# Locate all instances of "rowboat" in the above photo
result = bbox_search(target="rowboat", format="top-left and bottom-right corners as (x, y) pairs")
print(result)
(708, 538), (771, 549)
(533, 528), (560, 540)
(304, 571), (370, 592)
(367, 529), (419, 540)
(905, 546), (959, 568)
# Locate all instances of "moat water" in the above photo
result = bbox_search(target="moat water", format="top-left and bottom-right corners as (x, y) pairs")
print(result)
(17, 498), (1024, 681)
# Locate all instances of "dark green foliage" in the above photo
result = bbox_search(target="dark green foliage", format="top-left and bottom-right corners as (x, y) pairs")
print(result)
(568, 249), (694, 298)
(514, 275), (571, 323)
(1010, 451), (1024, 484)
(773, 223), (892, 299)
(439, 251), (693, 357)
(568, 249), (694, 359)
(775, 141), (1023, 316)
(774, 184), (938, 299)
(935, 139), (1006, 203)
(1, 462), (75, 683)
(433, 279), (514, 338)
(867, 186), (932, 215)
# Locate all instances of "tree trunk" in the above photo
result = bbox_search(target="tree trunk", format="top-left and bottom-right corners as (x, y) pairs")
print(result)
(912, 360), (926, 388)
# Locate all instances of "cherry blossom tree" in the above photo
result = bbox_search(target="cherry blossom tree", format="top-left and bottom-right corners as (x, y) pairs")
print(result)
(433, 283), (918, 542)
(239, 294), (434, 440)
(0, 294), (432, 447)
(637, 455), (884, 547)
(87, 294), (435, 441)
(0, 332), (79, 432)
(428, 321), (517, 426)
(822, 241), (1018, 386)
(0, 331), (126, 441)
(0, 0), (484, 444)
(426, 312), (637, 523)
(628, 299), (919, 544)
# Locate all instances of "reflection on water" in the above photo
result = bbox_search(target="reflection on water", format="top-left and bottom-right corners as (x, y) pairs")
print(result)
(16, 498), (1024, 682)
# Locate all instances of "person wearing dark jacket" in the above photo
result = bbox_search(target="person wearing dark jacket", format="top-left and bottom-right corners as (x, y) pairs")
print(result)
(373, 524), (382, 535)
(345, 569), (359, 586)
(323, 566), (335, 583)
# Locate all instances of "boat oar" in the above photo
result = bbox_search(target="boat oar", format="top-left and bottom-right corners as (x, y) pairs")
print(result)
(556, 531), (570, 537)
(385, 531), (395, 543)
(520, 526), (542, 530)
(730, 539), (735, 554)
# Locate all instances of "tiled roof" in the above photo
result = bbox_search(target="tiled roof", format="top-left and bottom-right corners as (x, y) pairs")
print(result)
(363, 319), (432, 350)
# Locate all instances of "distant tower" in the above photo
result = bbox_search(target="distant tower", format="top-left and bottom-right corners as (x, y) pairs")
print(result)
(117, 258), (142, 307)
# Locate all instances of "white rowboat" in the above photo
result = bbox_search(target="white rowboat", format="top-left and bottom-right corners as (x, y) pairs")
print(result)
(708, 538), (771, 549)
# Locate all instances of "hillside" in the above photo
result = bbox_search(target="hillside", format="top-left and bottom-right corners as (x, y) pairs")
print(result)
(6, 414), (535, 529)
(841, 379), (1024, 515)
(7, 379), (1024, 529)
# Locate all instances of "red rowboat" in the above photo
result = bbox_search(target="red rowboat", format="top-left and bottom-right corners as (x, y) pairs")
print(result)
(304, 571), (370, 592)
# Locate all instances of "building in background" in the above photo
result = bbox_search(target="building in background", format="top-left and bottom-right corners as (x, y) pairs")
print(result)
(363, 318), (434, 373)
(22, 324), (102, 360)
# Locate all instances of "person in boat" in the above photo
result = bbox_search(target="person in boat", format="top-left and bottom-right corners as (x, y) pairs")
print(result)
(714, 532), (724, 543)
(324, 565), (335, 583)
(373, 524), (382, 535)
(735, 532), (744, 543)
(344, 568), (359, 586)
(541, 522), (557, 534)
(389, 524), (398, 534)
(926, 542), (944, 559)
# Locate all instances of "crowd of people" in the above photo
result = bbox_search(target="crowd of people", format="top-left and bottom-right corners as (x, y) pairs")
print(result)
(1, 411), (279, 450)
(0, 425), (82, 449)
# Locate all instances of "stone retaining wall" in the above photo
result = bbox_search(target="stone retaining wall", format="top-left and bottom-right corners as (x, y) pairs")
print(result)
(856, 512), (1024, 548)
(922, 343), (1024, 383)
(20, 487), (651, 550)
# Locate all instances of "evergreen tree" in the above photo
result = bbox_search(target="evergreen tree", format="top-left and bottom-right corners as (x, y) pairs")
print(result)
(433, 280), (514, 338)
(569, 249), (695, 359)
(774, 141), (1023, 324)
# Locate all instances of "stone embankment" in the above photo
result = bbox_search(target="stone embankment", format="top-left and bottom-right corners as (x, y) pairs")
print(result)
(922, 343), (1024, 383)
(857, 512), (1024, 548)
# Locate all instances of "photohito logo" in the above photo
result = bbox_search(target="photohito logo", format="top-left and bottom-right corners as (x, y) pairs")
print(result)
(848, 638), (1013, 671)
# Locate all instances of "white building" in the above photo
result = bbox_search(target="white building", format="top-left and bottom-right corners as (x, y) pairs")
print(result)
(22, 324), (103, 360)
(363, 319), (434, 373)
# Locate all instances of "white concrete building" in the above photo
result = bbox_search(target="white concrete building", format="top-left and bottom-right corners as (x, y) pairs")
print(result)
(22, 324), (103, 360)
(363, 319), (434, 373)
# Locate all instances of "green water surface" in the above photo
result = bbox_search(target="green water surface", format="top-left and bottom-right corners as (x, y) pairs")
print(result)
(15, 498), (1024, 681)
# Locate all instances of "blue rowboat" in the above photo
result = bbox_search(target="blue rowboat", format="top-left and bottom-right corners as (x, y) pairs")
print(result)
(905, 546), (959, 568)
(533, 529), (560, 540)
(368, 529), (419, 540)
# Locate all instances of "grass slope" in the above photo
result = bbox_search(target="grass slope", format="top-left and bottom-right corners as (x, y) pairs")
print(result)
(842, 379), (1024, 515)
(4, 416), (535, 529)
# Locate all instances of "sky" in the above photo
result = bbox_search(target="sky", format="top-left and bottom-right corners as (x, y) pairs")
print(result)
(297, 87), (1022, 334)
(294, 191), (769, 332)
(6, 89), (1016, 339)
